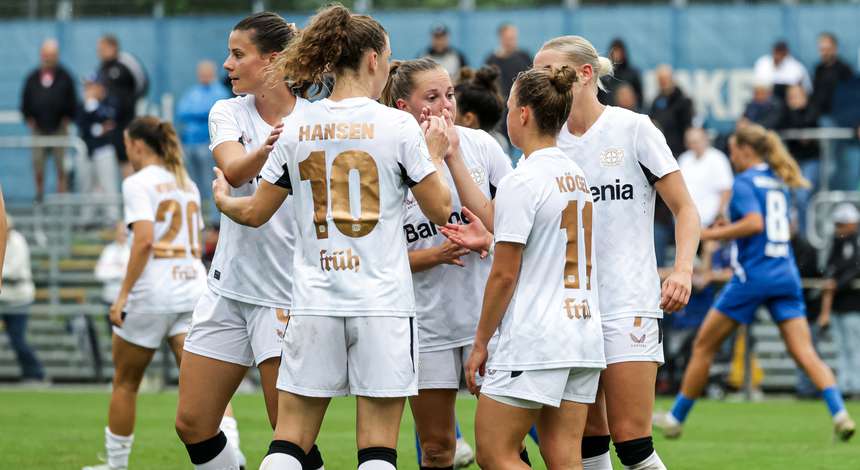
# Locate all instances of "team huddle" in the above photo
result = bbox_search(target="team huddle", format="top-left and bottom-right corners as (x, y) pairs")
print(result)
(83, 4), (855, 470)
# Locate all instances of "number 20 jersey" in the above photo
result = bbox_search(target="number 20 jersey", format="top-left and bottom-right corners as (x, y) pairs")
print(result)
(122, 165), (206, 314)
(488, 147), (605, 371)
(261, 97), (438, 317)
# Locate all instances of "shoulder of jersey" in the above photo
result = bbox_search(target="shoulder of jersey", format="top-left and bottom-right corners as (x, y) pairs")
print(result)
(211, 94), (251, 114)
(456, 125), (495, 146)
(607, 105), (647, 131)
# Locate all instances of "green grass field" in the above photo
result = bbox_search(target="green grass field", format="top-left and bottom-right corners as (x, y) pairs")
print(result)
(0, 389), (857, 469)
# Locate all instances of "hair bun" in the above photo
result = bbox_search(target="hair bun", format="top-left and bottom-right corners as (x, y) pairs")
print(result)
(458, 66), (475, 82)
(549, 65), (577, 93)
(474, 65), (500, 90)
(596, 56), (614, 78)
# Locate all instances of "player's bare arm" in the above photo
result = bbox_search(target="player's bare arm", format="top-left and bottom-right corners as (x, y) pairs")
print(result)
(407, 240), (470, 273)
(464, 241), (523, 395)
(212, 167), (288, 227)
(701, 212), (764, 241)
(212, 122), (283, 187)
(439, 206), (493, 259)
(438, 109), (494, 229)
(656, 170), (700, 312)
(110, 220), (153, 327)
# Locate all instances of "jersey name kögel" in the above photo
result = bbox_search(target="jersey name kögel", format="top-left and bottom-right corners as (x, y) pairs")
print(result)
(404, 126), (513, 352)
(207, 95), (308, 309)
(122, 165), (206, 314)
(729, 163), (800, 283)
(488, 147), (605, 371)
(261, 97), (438, 317)
(557, 106), (679, 321)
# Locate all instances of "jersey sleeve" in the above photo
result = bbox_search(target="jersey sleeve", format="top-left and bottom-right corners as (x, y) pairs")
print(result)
(397, 117), (437, 187)
(635, 115), (680, 185)
(493, 173), (536, 245)
(484, 132), (514, 197)
(208, 100), (242, 151)
(260, 138), (293, 191)
(122, 177), (154, 226)
(729, 177), (761, 218)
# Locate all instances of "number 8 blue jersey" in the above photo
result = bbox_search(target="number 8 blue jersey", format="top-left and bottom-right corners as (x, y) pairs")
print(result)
(729, 163), (801, 284)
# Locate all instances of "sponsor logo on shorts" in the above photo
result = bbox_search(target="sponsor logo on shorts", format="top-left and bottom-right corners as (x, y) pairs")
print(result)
(275, 308), (289, 339)
(487, 369), (497, 375)
(629, 332), (646, 346)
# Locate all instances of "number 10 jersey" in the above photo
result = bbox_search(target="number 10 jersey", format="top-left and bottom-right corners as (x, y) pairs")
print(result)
(262, 97), (438, 318)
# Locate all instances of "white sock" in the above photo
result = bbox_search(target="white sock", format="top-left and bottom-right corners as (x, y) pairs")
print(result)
(221, 416), (244, 465)
(105, 427), (133, 469)
(259, 453), (303, 470)
(583, 450), (614, 470)
(623, 451), (666, 470)
(357, 461), (395, 470)
(834, 410), (850, 423)
(194, 441), (239, 470)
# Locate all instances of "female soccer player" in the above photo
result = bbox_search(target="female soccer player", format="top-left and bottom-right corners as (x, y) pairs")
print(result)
(381, 58), (513, 469)
(173, 12), (322, 470)
(454, 66), (509, 153)
(82, 117), (207, 470)
(534, 36), (700, 470)
(452, 65), (605, 469)
(654, 124), (855, 441)
(212, 5), (453, 470)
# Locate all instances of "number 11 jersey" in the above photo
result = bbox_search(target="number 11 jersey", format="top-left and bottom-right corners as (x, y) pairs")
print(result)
(261, 97), (438, 317)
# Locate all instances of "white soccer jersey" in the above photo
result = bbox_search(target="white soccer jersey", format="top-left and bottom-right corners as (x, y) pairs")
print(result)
(487, 147), (604, 371)
(557, 106), (679, 321)
(122, 165), (206, 314)
(207, 95), (308, 309)
(261, 97), (438, 317)
(404, 126), (512, 352)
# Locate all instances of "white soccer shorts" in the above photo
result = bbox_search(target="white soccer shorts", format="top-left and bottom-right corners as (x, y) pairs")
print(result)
(113, 311), (191, 350)
(183, 288), (285, 367)
(481, 367), (601, 408)
(418, 345), (474, 390)
(602, 317), (664, 365)
(276, 315), (419, 398)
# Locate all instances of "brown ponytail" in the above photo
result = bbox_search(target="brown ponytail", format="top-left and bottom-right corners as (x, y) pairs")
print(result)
(126, 116), (191, 191)
(274, 4), (387, 97)
(513, 66), (578, 136)
(734, 124), (811, 189)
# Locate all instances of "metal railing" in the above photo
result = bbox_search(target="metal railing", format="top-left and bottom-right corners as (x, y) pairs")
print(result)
(780, 127), (857, 194)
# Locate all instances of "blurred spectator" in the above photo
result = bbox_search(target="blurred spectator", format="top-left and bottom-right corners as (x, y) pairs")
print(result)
(792, 225), (824, 398)
(176, 60), (230, 222)
(76, 76), (120, 225)
(0, 216), (44, 383)
(812, 32), (854, 118)
(96, 35), (146, 177)
(613, 83), (639, 112)
(598, 38), (642, 108)
(753, 41), (811, 101)
(780, 85), (820, 231)
(678, 128), (733, 227)
(820, 203), (860, 397)
(649, 65), (693, 157)
(422, 24), (468, 81)
(741, 82), (784, 130)
(20, 39), (76, 202)
(484, 23), (532, 99)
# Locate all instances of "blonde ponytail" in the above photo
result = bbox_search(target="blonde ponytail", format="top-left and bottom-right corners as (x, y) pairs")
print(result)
(540, 35), (613, 91)
(734, 124), (811, 189)
(126, 116), (192, 191)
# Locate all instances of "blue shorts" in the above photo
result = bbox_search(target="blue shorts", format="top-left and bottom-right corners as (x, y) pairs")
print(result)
(713, 277), (806, 325)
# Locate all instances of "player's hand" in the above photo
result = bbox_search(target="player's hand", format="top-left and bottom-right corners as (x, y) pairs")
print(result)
(817, 312), (831, 330)
(442, 109), (460, 160)
(422, 115), (449, 164)
(822, 278), (837, 290)
(436, 240), (470, 267)
(212, 167), (230, 209)
(661, 270), (692, 313)
(109, 294), (127, 327)
(439, 207), (492, 258)
(464, 342), (488, 396)
(253, 122), (284, 160)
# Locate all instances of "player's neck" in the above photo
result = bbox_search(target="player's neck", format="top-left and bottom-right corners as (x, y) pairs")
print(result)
(253, 85), (296, 127)
(566, 94), (604, 137)
(520, 136), (557, 160)
(329, 74), (374, 102)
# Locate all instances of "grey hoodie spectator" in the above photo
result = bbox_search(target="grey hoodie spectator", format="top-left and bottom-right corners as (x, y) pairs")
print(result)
(423, 24), (468, 80)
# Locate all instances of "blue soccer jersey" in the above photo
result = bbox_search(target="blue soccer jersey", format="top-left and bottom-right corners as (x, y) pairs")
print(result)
(714, 163), (805, 324)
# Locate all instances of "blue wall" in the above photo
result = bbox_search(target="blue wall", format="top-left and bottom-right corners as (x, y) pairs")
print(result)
(3, 4), (860, 201)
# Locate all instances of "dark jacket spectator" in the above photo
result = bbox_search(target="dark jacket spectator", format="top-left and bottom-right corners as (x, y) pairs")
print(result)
(484, 24), (532, 98)
(742, 83), (784, 130)
(20, 61), (76, 134)
(780, 85), (819, 163)
(823, 207), (860, 313)
(423, 25), (468, 80)
(599, 38), (643, 108)
(812, 33), (855, 116)
(649, 65), (693, 157)
(76, 79), (117, 155)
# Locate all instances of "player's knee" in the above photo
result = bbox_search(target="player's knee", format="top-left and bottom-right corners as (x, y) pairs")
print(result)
(610, 418), (651, 443)
(420, 436), (455, 465)
(174, 409), (211, 443)
(691, 334), (718, 358)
